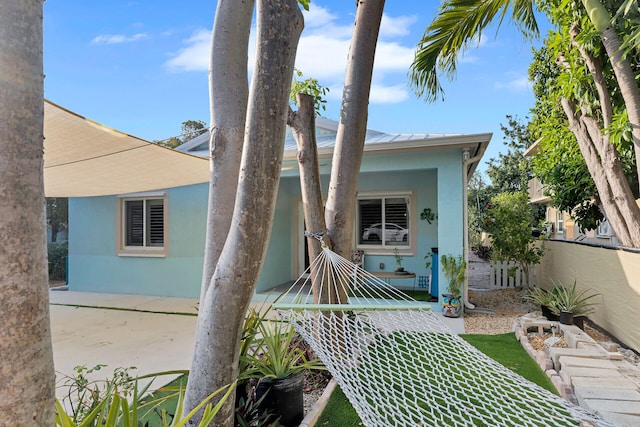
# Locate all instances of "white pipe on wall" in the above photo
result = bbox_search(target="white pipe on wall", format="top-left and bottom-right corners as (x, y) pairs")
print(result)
(463, 149), (482, 310)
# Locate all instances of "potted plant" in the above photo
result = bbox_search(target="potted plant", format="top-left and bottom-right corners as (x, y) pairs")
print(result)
(440, 254), (466, 318)
(393, 247), (405, 273)
(236, 306), (268, 409)
(548, 280), (599, 327)
(241, 316), (324, 427)
(522, 285), (561, 321)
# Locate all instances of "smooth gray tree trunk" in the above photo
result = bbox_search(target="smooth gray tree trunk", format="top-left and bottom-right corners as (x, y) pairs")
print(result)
(287, 94), (333, 302)
(183, 0), (303, 424)
(561, 98), (640, 247)
(199, 0), (254, 304)
(0, 1), (55, 425)
(324, 0), (385, 302)
(580, 0), (640, 191)
(561, 25), (640, 248)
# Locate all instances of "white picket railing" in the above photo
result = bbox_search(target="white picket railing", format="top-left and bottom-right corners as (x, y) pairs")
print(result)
(489, 261), (539, 289)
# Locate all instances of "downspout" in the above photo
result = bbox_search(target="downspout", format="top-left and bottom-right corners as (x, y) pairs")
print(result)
(463, 148), (482, 310)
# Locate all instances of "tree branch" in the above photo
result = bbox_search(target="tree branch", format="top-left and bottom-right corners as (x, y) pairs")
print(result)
(569, 22), (614, 128)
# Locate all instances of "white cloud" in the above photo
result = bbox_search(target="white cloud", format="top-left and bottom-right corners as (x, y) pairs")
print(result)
(303, 4), (337, 29)
(164, 29), (210, 71)
(164, 6), (420, 99)
(374, 42), (415, 71)
(325, 83), (410, 105)
(494, 75), (531, 91)
(294, 35), (350, 79)
(369, 83), (410, 104)
(91, 33), (148, 45)
(459, 54), (479, 64)
(380, 14), (418, 38)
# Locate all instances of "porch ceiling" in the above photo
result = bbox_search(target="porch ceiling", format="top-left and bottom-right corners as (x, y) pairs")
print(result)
(44, 100), (209, 197)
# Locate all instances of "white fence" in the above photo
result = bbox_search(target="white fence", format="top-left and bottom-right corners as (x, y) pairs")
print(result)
(489, 261), (539, 289)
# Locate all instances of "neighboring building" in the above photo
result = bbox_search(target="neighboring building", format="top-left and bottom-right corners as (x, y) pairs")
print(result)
(525, 140), (619, 246)
(45, 101), (491, 305)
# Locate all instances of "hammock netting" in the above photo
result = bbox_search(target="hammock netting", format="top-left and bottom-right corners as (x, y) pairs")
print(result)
(273, 247), (611, 427)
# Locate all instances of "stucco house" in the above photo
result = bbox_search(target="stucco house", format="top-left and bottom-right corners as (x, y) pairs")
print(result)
(45, 101), (491, 308)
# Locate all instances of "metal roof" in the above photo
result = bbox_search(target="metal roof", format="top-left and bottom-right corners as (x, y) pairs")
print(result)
(176, 116), (482, 159)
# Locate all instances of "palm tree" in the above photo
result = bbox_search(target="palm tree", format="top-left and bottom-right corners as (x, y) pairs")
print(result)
(410, 0), (640, 248)
(0, 0), (56, 424)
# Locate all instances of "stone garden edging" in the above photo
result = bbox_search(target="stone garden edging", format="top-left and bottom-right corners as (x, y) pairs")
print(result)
(515, 314), (640, 426)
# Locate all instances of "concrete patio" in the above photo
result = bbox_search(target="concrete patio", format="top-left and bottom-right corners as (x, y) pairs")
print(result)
(50, 289), (465, 400)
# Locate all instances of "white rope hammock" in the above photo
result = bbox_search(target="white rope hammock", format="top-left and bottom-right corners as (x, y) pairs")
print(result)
(273, 246), (611, 427)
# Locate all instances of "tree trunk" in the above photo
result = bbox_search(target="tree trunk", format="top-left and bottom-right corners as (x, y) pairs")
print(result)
(580, 0), (640, 190)
(287, 95), (332, 302)
(599, 26), (640, 193)
(0, 1), (55, 425)
(324, 0), (385, 298)
(199, 0), (254, 304)
(561, 98), (640, 247)
(183, 1), (303, 424)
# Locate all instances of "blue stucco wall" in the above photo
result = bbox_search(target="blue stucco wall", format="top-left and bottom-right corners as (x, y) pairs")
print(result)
(68, 184), (208, 297)
(68, 147), (466, 298)
(254, 179), (295, 292)
(357, 150), (464, 293)
(68, 182), (296, 296)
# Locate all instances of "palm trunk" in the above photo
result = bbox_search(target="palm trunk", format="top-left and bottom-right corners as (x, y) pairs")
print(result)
(183, 1), (303, 424)
(0, 1), (55, 425)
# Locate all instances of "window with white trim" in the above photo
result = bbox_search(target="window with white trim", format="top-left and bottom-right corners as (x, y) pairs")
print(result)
(556, 210), (564, 235)
(357, 193), (411, 249)
(118, 193), (167, 256)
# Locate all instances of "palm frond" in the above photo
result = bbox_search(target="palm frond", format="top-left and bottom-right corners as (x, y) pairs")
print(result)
(410, 0), (539, 102)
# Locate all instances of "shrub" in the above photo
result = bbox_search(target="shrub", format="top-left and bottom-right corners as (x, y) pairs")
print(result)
(48, 241), (68, 281)
(484, 192), (545, 287)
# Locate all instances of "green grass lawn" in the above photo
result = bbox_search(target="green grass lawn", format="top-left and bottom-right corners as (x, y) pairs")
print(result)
(316, 332), (558, 426)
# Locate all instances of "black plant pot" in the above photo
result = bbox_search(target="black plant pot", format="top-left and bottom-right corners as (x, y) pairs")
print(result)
(235, 380), (250, 409)
(541, 305), (559, 321)
(559, 311), (574, 325)
(254, 374), (304, 427)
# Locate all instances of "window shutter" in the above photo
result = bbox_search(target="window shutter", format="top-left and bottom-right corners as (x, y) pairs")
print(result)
(146, 199), (164, 247)
(125, 200), (144, 246)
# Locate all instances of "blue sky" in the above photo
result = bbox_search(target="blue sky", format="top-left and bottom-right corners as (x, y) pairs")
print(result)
(44, 1), (549, 171)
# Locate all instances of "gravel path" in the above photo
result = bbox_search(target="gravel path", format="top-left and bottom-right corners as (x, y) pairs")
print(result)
(464, 288), (538, 334)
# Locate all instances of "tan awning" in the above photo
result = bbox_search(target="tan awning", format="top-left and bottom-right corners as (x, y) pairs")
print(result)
(44, 100), (210, 197)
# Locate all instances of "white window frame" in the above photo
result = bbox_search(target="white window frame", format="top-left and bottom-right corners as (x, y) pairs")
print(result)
(597, 219), (612, 237)
(116, 191), (168, 257)
(556, 210), (564, 235)
(355, 191), (416, 255)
